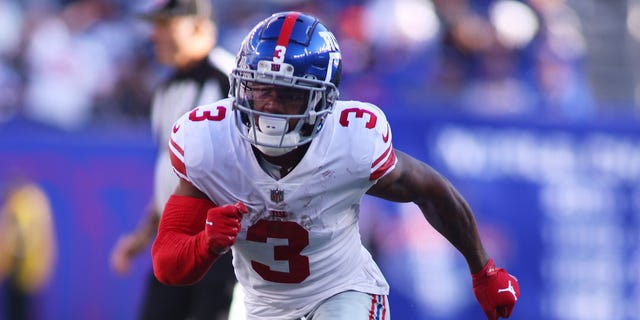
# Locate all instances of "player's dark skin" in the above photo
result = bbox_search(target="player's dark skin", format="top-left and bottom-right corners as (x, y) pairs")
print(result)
(173, 83), (490, 274)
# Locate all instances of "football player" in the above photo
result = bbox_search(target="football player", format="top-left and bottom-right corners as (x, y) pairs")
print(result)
(152, 11), (519, 320)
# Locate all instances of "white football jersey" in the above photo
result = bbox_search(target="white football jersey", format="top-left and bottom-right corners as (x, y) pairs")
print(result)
(169, 98), (397, 319)
(151, 48), (234, 214)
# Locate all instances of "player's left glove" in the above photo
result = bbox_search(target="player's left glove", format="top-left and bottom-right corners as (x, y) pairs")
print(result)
(472, 258), (520, 320)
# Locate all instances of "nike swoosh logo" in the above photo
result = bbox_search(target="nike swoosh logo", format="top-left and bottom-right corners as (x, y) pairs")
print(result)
(382, 125), (390, 143)
(173, 124), (181, 133)
(205, 220), (213, 226)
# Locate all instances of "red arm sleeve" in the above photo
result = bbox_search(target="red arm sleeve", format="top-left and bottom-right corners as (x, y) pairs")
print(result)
(151, 195), (220, 286)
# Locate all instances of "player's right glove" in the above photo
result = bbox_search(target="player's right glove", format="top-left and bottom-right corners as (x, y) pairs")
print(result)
(205, 202), (248, 255)
(472, 258), (520, 320)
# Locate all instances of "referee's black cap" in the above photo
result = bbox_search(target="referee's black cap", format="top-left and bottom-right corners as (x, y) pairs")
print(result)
(138, 0), (212, 20)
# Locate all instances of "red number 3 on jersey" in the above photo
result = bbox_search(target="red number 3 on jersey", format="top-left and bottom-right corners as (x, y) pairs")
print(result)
(189, 106), (227, 122)
(246, 220), (310, 283)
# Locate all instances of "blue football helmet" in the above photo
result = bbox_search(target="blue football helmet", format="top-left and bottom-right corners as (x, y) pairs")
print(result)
(230, 11), (342, 156)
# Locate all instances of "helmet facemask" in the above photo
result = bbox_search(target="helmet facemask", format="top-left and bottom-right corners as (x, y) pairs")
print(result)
(231, 60), (338, 156)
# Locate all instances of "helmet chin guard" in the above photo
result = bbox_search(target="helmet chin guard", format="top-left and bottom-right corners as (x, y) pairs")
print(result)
(248, 117), (301, 156)
(230, 11), (342, 155)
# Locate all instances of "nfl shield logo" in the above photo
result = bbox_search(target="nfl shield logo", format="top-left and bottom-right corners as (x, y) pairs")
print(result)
(270, 188), (284, 203)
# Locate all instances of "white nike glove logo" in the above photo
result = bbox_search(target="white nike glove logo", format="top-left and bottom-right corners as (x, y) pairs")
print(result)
(206, 220), (213, 226)
(497, 280), (518, 300)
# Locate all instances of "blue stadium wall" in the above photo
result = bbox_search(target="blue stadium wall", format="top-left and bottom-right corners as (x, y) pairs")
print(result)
(0, 111), (639, 320)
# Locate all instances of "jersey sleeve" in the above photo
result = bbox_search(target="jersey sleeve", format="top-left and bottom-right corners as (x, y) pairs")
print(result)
(334, 101), (398, 182)
(168, 112), (190, 182)
(167, 102), (231, 186)
(365, 104), (397, 181)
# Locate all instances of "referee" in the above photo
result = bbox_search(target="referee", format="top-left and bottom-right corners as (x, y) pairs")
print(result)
(110, 0), (236, 319)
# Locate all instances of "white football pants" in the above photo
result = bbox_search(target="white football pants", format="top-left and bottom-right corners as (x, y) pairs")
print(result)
(227, 284), (391, 320)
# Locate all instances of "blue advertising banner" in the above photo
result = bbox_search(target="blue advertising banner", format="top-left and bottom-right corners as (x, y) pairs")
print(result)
(0, 120), (156, 320)
(0, 113), (638, 320)
(382, 112), (640, 320)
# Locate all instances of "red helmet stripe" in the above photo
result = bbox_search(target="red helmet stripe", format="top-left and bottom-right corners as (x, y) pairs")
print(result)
(275, 12), (300, 51)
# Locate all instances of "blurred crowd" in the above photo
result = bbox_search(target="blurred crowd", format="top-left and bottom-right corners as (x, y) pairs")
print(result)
(0, 0), (637, 131)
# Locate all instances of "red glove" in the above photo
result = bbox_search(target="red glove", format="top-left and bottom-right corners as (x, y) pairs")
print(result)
(472, 258), (520, 319)
(205, 202), (248, 254)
